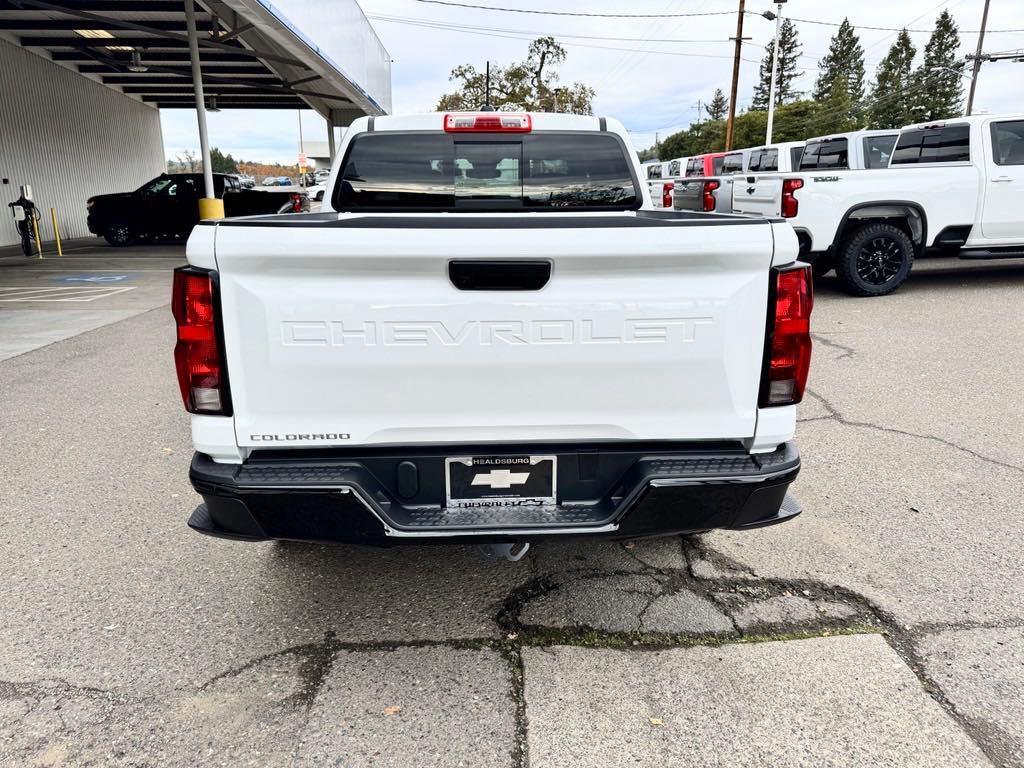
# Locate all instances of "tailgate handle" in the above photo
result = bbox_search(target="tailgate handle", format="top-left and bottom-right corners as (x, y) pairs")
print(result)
(448, 260), (551, 291)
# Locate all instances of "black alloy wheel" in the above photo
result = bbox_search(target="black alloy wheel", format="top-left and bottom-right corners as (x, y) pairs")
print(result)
(836, 222), (914, 297)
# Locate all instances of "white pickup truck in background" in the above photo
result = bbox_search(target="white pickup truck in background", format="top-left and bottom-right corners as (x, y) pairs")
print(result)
(173, 111), (811, 549)
(733, 115), (1024, 296)
(643, 160), (675, 208)
(734, 129), (898, 246)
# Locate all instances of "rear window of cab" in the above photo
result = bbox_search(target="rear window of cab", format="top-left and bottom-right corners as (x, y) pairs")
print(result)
(891, 124), (970, 165)
(720, 153), (745, 175)
(335, 132), (640, 211)
(748, 149), (778, 172)
(800, 138), (849, 170)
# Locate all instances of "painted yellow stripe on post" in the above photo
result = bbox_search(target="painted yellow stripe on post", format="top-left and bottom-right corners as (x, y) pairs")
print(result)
(50, 208), (63, 257)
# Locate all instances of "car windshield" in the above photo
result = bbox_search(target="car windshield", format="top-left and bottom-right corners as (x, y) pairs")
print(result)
(337, 132), (638, 211)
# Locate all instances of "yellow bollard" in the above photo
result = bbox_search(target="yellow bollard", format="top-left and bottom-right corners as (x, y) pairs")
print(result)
(31, 211), (43, 259)
(50, 207), (63, 257)
(198, 197), (225, 220)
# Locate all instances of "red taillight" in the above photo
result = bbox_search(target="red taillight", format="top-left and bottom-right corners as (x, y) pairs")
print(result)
(291, 192), (303, 213)
(662, 182), (673, 208)
(172, 268), (230, 415)
(443, 113), (532, 132)
(781, 178), (803, 218)
(702, 179), (720, 212)
(760, 266), (813, 407)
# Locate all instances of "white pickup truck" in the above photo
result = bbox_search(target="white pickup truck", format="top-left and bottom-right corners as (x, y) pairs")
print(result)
(643, 160), (674, 208)
(734, 129), (898, 252)
(730, 119), (1024, 295)
(174, 111), (811, 548)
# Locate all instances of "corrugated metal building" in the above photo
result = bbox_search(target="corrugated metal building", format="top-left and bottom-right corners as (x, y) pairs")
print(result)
(0, 37), (165, 247)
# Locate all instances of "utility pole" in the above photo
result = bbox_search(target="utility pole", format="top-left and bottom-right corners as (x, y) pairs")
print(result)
(765, 2), (785, 144)
(725, 0), (748, 151)
(966, 0), (991, 116)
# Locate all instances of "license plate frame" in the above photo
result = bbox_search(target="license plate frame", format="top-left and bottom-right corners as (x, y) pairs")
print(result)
(445, 455), (557, 509)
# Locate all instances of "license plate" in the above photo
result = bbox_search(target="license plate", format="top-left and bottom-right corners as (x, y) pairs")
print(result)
(445, 455), (556, 508)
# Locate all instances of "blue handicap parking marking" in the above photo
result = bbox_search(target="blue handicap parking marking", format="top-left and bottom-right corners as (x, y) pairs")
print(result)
(56, 274), (130, 283)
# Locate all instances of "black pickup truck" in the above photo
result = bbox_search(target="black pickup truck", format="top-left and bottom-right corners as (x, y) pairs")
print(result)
(87, 173), (308, 246)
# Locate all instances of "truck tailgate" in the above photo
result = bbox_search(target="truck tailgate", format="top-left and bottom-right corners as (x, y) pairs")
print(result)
(673, 179), (705, 211)
(212, 214), (775, 448)
(733, 174), (783, 217)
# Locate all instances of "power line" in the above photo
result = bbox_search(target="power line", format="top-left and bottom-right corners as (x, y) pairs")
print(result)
(368, 14), (733, 43)
(412, 0), (736, 19)
(407, 0), (1024, 33)
(371, 14), (765, 61)
(787, 15), (1024, 34)
(859, 0), (963, 57)
(596, 0), (694, 91)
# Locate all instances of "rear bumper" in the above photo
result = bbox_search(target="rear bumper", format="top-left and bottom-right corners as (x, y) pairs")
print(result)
(187, 441), (801, 544)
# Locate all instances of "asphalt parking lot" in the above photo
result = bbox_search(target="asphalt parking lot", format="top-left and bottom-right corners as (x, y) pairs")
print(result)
(2, 243), (1023, 767)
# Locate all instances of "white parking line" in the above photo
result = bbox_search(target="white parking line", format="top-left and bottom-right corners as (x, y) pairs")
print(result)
(0, 286), (59, 294)
(0, 286), (136, 302)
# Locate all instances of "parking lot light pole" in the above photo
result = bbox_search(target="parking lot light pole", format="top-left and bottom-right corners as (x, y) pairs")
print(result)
(184, 0), (222, 219)
(765, 2), (785, 144)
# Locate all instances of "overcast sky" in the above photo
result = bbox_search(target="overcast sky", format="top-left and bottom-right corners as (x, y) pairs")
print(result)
(159, 0), (1024, 164)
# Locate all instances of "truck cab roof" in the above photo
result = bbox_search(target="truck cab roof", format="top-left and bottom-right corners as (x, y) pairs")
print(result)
(901, 112), (1024, 130)
(804, 128), (898, 144)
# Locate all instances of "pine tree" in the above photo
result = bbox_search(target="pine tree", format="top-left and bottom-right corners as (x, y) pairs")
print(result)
(752, 19), (802, 110)
(867, 30), (917, 128)
(812, 18), (865, 109)
(811, 78), (858, 137)
(706, 88), (728, 121)
(909, 10), (964, 122)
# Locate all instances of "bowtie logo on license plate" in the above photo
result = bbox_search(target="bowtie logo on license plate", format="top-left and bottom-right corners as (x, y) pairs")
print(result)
(446, 455), (557, 508)
(471, 469), (530, 489)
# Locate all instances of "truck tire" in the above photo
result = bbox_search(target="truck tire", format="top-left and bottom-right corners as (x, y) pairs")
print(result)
(104, 220), (137, 247)
(836, 222), (913, 297)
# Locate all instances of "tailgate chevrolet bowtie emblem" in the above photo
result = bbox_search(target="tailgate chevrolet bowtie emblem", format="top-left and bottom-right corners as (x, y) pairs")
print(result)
(472, 469), (530, 489)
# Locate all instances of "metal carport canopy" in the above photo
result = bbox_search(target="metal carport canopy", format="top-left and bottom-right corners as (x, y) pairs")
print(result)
(0, 0), (391, 122)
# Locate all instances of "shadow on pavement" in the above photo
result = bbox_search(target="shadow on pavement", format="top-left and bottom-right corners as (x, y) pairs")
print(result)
(814, 258), (1024, 297)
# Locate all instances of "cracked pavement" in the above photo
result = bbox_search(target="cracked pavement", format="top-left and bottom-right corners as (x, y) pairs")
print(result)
(2, 254), (1024, 766)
